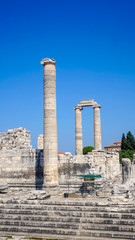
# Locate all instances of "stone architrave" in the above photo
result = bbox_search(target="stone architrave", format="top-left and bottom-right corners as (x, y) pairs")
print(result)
(74, 106), (83, 155)
(93, 104), (102, 150)
(40, 58), (58, 186)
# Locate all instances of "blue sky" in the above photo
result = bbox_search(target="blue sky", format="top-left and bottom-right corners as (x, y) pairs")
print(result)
(0, 0), (135, 153)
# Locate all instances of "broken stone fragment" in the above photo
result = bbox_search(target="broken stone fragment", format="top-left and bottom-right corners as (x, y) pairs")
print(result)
(27, 194), (37, 200)
(0, 183), (8, 193)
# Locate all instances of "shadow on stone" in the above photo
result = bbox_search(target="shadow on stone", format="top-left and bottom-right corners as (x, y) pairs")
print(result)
(35, 149), (44, 189)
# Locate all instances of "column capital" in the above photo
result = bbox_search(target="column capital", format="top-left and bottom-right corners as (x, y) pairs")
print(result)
(74, 106), (83, 111)
(92, 104), (101, 109)
(40, 58), (56, 66)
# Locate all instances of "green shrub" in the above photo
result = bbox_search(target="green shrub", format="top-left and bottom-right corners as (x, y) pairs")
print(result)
(119, 150), (135, 164)
(83, 146), (94, 155)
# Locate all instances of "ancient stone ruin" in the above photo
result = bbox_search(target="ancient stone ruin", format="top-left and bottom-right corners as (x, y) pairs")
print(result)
(37, 134), (43, 149)
(0, 58), (134, 195)
(74, 99), (102, 154)
(0, 58), (135, 239)
(0, 127), (32, 150)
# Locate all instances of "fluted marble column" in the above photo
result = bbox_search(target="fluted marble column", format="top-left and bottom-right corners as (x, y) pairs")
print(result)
(74, 106), (83, 155)
(93, 105), (102, 150)
(40, 58), (58, 186)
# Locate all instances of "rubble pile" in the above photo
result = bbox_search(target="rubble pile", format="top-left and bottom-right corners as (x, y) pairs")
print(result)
(0, 127), (32, 150)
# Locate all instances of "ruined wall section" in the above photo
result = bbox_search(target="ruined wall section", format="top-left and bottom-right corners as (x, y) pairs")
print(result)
(59, 151), (121, 187)
(37, 134), (43, 149)
(0, 149), (36, 183)
(0, 127), (32, 150)
(0, 127), (121, 188)
(0, 128), (34, 185)
(58, 151), (121, 185)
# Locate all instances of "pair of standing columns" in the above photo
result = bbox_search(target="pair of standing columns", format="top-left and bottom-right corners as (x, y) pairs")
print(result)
(74, 105), (102, 155)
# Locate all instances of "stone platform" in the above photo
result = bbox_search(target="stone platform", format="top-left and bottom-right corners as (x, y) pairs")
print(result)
(0, 190), (135, 240)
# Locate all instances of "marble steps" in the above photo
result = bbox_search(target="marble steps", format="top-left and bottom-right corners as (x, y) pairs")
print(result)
(3, 199), (134, 208)
(0, 218), (135, 233)
(79, 230), (135, 239)
(0, 225), (135, 239)
(1, 202), (135, 220)
(1, 207), (135, 220)
(1, 213), (135, 226)
(0, 201), (135, 239)
(1, 201), (135, 214)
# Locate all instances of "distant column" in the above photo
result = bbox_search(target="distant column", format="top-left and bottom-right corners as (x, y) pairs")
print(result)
(40, 58), (58, 186)
(74, 106), (83, 155)
(93, 105), (102, 150)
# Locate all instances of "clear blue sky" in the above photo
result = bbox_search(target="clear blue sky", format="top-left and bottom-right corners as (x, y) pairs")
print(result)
(0, 0), (135, 153)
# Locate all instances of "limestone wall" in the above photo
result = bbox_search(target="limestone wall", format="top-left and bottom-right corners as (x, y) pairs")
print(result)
(0, 148), (45, 189)
(0, 128), (121, 189)
(37, 134), (43, 149)
(0, 127), (32, 150)
(0, 128), (35, 185)
(58, 151), (121, 185)
(0, 149), (35, 183)
(0, 147), (121, 188)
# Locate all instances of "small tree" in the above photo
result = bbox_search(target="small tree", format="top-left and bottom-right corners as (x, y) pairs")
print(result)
(83, 146), (94, 155)
(121, 133), (127, 150)
(119, 131), (135, 163)
(127, 131), (135, 150)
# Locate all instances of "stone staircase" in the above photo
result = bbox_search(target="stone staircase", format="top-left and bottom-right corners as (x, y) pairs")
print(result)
(0, 199), (135, 239)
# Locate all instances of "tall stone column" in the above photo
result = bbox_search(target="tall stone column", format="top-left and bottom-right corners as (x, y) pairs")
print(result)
(74, 106), (83, 155)
(40, 58), (58, 186)
(93, 105), (102, 150)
